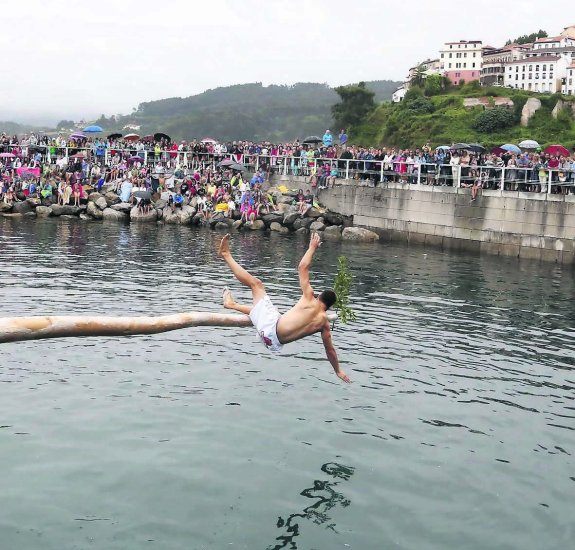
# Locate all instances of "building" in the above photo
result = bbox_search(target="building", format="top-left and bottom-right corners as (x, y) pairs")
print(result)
(503, 54), (571, 93)
(439, 40), (483, 84)
(392, 85), (407, 103)
(561, 24), (575, 39)
(480, 44), (531, 86)
(531, 35), (575, 51)
(562, 63), (575, 95)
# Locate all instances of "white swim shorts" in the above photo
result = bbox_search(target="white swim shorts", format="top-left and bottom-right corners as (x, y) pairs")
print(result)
(249, 294), (284, 353)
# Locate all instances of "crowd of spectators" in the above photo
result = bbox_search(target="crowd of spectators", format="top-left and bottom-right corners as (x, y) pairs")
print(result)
(2, 130), (575, 211)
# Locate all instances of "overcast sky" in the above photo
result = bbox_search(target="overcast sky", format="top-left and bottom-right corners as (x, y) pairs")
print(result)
(1, 0), (572, 124)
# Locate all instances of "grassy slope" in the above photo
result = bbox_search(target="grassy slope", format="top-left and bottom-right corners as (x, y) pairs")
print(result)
(353, 85), (575, 150)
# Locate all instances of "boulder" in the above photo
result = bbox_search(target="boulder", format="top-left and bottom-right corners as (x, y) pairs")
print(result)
(41, 198), (54, 207)
(26, 197), (41, 209)
(215, 222), (230, 230)
(521, 97), (541, 127)
(191, 213), (204, 226)
(79, 213), (92, 221)
(95, 197), (108, 210)
(306, 207), (322, 219)
(324, 211), (344, 226)
(130, 206), (158, 223)
(323, 225), (342, 241)
(12, 201), (33, 215)
(232, 220), (243, 230)
(102, 208), (128, 222)
(179, 205), (196, 225)
(310, 221), (326, 232)
(277, 203), (297, 213)
(209, 212), (227, 228)
(86, 201), (103, 219)
(35, 206), (53, 217)
(154, 198), (168, 210)
(104, 191), (121, 206)
(0, 202), (13, 213)
(262, 212), (285, 226)
(283, 212), (300, 226)
(293, 217), (314, 230)
(88, 192), (103, 203)
(295, 227), (309, 235)
(342, 227), (379, 242)
(111, 202), (133, 214)
(270, 222), (289, 233)
(61, 205), (82, 216)
(50, 204), (63, 216)
(248, 220), (266, 231)
(276, 194), (295, 205)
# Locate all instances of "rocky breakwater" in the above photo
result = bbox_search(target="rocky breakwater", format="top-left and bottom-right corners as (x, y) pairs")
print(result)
(0, 186), (380, 242)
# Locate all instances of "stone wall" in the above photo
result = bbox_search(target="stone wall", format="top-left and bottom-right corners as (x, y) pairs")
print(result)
(315, 182), (575, 263)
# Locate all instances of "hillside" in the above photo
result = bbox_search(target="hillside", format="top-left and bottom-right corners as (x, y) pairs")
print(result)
(353, 83), (575, 150)
(112, 80), (401, 142)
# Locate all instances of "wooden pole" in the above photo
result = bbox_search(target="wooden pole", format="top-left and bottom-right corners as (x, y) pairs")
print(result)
(0, 312), (337, 344)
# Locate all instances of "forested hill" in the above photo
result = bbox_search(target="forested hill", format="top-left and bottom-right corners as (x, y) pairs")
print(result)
(118, 81), (400, 142)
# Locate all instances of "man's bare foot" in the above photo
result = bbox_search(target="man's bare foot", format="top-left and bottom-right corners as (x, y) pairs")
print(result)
(218, 234), (231, 258)
(222, 286), (235, 309)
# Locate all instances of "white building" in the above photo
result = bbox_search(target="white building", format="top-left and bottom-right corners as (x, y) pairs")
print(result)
(439, 40), (483, 84)
(563, 63), (575, 95)
(480, 44), (531, 86)
(392, 85), (407, 102)
(503, 54), (570, 93)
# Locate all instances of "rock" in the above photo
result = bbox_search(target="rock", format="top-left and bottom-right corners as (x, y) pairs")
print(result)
(35, 206), (53, 217)
(293, 217), (314, 230)
(41, 198), (54, 207)
(61, 205), (82, 216)
(12, 201), (33, 215)
(295, 227), (309, 235)
(283, 212), (300, 226)
(277, 203), (298, 213)
(111, 202), (133, 214)
(262, 212), (285, 226)
(521, 97), (541, 127)
(179, 205), (196, 225)
(215, 222), (230, 230)
(95, 197), (108, 210)
(276, 194), (295, 205)
(310, 221), (326, 232)
(0, 202), (12, 213)
(86, 202), (103, 219)
(102, 208), (128, 222)
(306, 207), (322, 219)
(79, 213), (92, 221)
(26, 197), (41, 209)
(323, 225), (342, 241)
(104, 191), (121, 206)
(88, 192), (103, 203)
(270, 222), (289, 233)
(209, 212), (227, 228)
(154, 198), (167, 210)
(232, 220), (243, 230)
(50, 204), (63, 216)
(191, 213), (204, 226)
(130, 206), (158, 223)
(248, 220), (265, 231)
(342, 227), (379, 242)
(324, 211), (344, 226)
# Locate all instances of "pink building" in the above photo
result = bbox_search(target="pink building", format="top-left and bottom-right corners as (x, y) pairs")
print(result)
(439, 40), (483, 84)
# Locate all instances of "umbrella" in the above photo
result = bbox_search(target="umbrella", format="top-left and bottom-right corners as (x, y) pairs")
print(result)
(435, 145), (450, 151)
(217, 159), (235, 168)
(128, 156), (144, 163)
(201, 137), (217, 144)
(468, 143), (486, 153)
(451, 143), (471, 151)
(491, 147), (507, 156)
(518, 139), (540, 150)
(229, 163), (247, 172)
(154, 132), (170, 142)
(124, 133), (140, 141)
(133, 190), (152, 200)
(0, 152), (15, 158)
(107, 133), (123, 140)
(83, 125), (103, 133)
(70, 152), (87, 159)
(69, 132), (87, 140)
(302, 136), (322, 144)
(500, 144), (521, 154)
(142, 135), (154, 142)
(544, 144), (570, 157)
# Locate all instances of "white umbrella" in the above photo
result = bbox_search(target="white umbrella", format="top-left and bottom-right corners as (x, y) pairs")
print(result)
(201, 137), (217, 144)
(518, 139), (540, 150)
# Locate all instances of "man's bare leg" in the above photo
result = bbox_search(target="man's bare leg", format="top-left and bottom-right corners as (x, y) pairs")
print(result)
(218, 234), (266, 305)
(222, 287), (252, 315)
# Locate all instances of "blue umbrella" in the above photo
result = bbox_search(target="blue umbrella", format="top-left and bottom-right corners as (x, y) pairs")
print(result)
(501, 143), (521, 154)
(83, 125), (103, 133)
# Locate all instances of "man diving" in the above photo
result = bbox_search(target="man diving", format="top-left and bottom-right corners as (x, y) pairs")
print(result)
(218, 233), (351, 383)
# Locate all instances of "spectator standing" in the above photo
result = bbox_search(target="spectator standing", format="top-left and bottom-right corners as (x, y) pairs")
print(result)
(322, 130), (333, 148)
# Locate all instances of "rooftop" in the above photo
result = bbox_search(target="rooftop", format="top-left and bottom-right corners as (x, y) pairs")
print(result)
(506, 55), (561, 65)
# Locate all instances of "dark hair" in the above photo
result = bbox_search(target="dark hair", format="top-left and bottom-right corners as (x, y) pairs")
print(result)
(318, 289), (337, 310)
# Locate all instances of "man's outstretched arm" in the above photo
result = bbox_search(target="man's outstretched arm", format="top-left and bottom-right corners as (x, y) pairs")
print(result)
(321, 323), (351, 383)
(298, 233), (321, 299)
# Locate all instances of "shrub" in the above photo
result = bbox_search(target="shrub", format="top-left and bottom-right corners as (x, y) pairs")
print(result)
(472, 107), (515, 133)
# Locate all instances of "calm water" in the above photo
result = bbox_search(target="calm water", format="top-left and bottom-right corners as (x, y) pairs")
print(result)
(0, 217), (574, 550)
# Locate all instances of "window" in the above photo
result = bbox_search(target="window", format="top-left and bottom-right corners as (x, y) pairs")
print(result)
(516, 74), (519, 80)
(529, 73), (533, 79)
(535, 74), (539, 79)
(464, 52), (467, 58)
(536, 65), (540, 71)
(529, 65), (533, 71)
(449, 63), (452, 68)
(542, 64), (546, 71)
(441, 53), (444, 58)
(473, 52), (476, 57)
(472, 63), (475, 68)
(450, 44), (452, 49)
(456, 52), (461, 58)
(528, 83), (532, 90)
(522, 74), (525, 80)
(449, 53), (452, 58)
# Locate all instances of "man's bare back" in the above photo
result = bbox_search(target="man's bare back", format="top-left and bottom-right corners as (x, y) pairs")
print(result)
(218, 233), (350, 383)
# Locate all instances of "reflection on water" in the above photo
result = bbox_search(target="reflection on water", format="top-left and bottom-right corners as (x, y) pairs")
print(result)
(269, 462), (354, 550)
(0, 217), (574, 550)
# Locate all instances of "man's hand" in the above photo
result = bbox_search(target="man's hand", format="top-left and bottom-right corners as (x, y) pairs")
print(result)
(336, 370), (351, 384)
(309, 232), (322, 251)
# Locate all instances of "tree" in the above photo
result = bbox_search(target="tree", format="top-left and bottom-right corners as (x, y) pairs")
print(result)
(472, 108), (515, 133)
(56, 119), (74, 130)
(424, 74), (445, 96)
(505, 29), (547, 46)
(409, 64), (428, 88)
(331, 82), (376, 131)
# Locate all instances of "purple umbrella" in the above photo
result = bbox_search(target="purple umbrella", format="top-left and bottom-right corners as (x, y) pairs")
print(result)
(70, 132), (87, 140)
(0, 152), (16, 158)
(128, 156), (144, 163)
